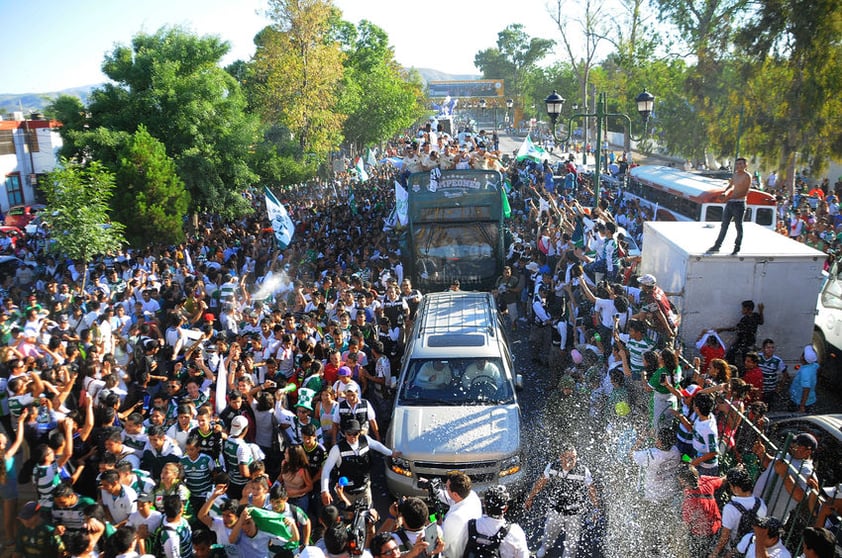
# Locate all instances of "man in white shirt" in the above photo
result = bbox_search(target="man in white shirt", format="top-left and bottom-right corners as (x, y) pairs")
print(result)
(99, 469), (137, 526)
(737, 516), (792, 558)
(437, 471), (482, 558)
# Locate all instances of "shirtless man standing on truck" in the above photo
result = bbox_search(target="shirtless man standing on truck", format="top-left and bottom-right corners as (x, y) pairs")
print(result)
(707, 157), (752, 255)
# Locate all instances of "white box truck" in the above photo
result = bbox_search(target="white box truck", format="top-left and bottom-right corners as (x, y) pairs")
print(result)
(640, 221), (826, 365)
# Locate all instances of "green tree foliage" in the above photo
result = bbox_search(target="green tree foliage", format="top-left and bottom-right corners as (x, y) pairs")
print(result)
(56, 27), (258, 219)
(735, 0), (842, 187)
(112, 125), (189, 247)
(337, 20), (425, 150)
(41, 160), (126, 290)
(44, 95), (87, 145)
(253, 0), (346, 158)
(474, 24), (554, 99)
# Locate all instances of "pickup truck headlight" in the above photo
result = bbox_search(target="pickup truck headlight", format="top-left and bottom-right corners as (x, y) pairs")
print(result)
(390, 455), (412, 477)
(499, 455), (521, 477)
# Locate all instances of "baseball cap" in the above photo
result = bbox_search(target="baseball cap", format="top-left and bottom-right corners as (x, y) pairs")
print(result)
(137, 492), (154, 503)
(338, 366), (352, 377)
(803, 344), (818, 364)
(17, 501), (40, 520)
(343, 383), (359, 393)
(344, 419), (362, 434)
(638, 274), (657, 287)
(793, 432), (818, 450)
(229, 415), (249, 437)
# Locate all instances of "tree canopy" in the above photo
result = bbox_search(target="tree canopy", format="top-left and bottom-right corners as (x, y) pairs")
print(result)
(41, 160), (126, 287)
(52, 26), (258, 219)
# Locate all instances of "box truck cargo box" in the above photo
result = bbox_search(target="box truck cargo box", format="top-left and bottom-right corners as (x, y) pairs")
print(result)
(640, 221), (826, 365)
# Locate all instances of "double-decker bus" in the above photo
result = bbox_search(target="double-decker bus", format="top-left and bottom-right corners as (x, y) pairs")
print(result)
(627, 165), (777, 228)
(406, 169), (506, 291)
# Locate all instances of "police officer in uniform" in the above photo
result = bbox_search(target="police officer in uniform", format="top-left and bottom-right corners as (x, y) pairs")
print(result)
(319, 419), (399, 508)
(331, 384), (380, 445)
(530, 285), (554, 366)
(525, 445), (599, 558)
(381, 284), (409, 339)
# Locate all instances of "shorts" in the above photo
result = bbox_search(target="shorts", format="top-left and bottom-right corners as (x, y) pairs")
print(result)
(0, 479), (18, 500)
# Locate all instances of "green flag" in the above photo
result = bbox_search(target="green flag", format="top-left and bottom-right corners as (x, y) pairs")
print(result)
(516, 135), (547, 163)
(248, 507), (296, 548)
(501, 186), (512, 219)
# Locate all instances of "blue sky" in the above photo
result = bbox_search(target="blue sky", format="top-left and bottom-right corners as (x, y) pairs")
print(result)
(0, 0), (575, 94)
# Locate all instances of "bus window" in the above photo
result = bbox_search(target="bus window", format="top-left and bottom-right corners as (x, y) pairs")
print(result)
(744, 207), (753, 221)
(704, 206), (723, 222)
(755, 208), (774, 226)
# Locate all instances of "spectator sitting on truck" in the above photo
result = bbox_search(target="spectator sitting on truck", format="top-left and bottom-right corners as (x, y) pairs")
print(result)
(717, 299), (764, 368)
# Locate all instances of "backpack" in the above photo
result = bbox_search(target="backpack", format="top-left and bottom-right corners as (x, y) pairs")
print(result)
(149, 524), (177, 558)
(463, 519), (509, 558)
(731, 497), (762, 556)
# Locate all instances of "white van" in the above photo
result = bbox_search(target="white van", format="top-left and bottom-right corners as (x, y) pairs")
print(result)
(385, 291), (524, 497)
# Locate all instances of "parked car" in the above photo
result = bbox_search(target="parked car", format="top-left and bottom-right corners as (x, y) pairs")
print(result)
(4, 204), (45, 229)
(768, 413), (842, 488)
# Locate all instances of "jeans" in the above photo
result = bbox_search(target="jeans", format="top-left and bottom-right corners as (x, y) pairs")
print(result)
(712, 200), (745, 250)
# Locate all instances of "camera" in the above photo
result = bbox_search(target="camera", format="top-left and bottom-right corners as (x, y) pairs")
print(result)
(347, 501), (376, 556)
(417, 477), (449, 522)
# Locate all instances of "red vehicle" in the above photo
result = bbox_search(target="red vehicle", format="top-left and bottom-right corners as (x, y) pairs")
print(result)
(626, 166), (777, 229)
(4, 204), (44, 229)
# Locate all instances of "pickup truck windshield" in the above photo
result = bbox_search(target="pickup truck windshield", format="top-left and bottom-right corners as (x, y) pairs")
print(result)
(397, 357), (514, 406)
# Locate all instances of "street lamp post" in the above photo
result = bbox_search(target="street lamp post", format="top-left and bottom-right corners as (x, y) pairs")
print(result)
(479, 99), (487, 128)
(545, 88), (655, 202)
(506, 98), (513, 132)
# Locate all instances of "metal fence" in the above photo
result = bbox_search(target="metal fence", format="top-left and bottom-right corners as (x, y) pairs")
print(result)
(716, 398), (827, 553)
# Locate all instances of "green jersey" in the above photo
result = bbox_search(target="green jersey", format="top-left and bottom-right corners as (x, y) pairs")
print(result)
(222, 437), (253, 486)
(180, 453), (215, 497)
(52, 495), (97, 534)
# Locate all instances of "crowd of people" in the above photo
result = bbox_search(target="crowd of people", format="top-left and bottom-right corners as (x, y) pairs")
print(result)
(0, 122), (838, 558)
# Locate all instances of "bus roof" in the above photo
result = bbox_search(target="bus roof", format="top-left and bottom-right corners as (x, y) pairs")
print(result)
(630, 165), (776, 205)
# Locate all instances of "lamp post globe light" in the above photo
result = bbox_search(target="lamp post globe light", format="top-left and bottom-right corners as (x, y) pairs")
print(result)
(545, 87), (655, 202)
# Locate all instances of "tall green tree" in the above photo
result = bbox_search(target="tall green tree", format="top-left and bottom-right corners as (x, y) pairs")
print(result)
(337, 20), (425, 151)
(253, 0), (346, 158)
(113, 125), (189, 247)
(474, 24), (554, 101)
(54, 27), (258, 219)
(41, 160), (126, 290)
(736, 0), (842, 192)
(655, 0), (749, 159)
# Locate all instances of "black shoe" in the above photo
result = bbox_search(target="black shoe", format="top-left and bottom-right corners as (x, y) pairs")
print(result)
(706, 246), (720, 253)
(731, 247), (740, 255)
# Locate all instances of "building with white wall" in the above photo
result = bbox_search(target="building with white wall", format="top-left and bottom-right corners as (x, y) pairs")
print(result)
(0, 113), (63, 213)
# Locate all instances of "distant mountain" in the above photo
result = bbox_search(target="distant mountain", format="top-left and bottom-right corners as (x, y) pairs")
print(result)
(0, 70), (479, 116)
(413, 68), (482, 85)
(0, 84), (101, 116)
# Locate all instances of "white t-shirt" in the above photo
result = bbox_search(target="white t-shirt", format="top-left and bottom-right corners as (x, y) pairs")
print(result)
(632, 445), (682, 502)
(722, 495), (768, 541)
(101, 484), (138, 524)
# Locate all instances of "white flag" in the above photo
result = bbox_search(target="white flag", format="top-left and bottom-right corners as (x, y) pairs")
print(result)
(265, 187), (294, 249)
(395, 180), (409, 227)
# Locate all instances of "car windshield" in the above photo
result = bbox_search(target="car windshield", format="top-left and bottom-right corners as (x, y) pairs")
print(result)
(397, 357), (514, 406)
